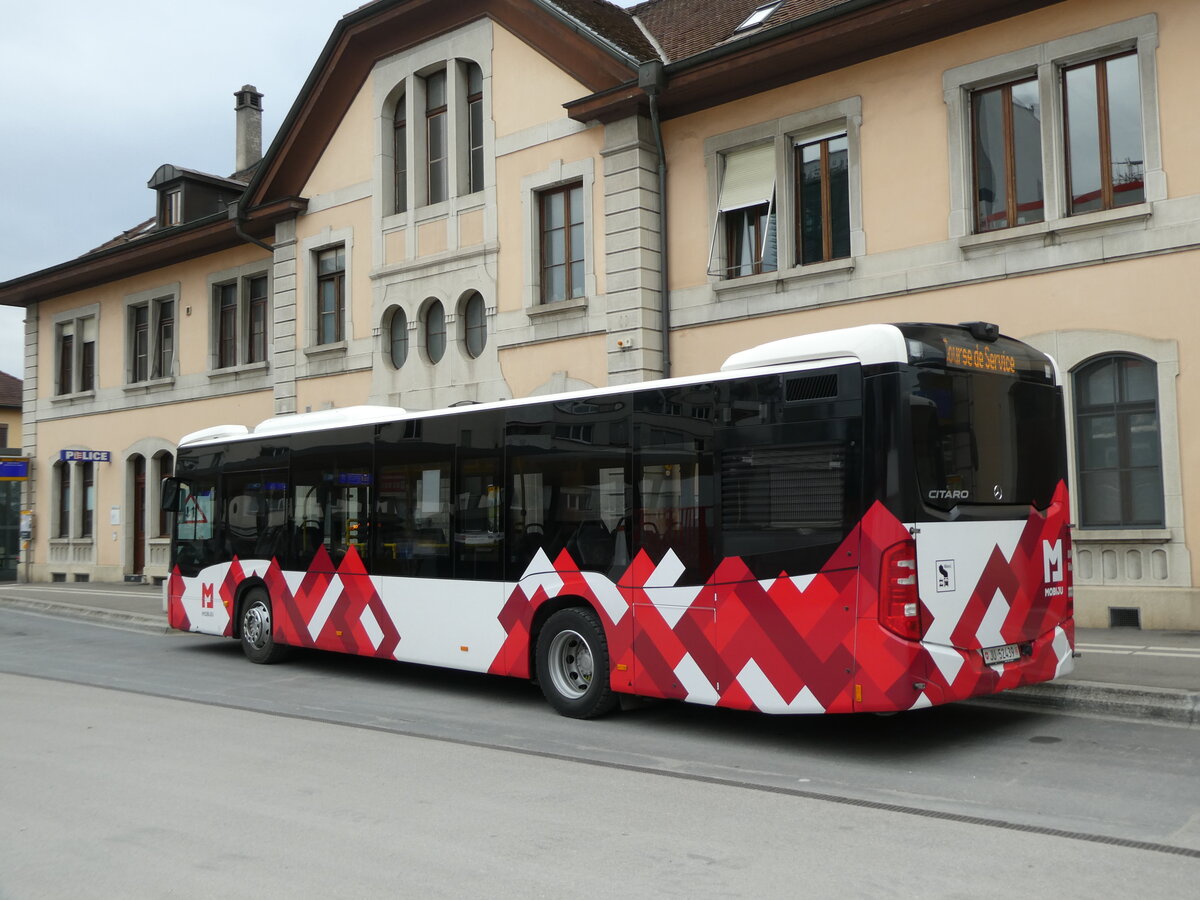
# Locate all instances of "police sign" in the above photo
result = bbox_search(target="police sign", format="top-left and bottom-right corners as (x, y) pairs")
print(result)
(59, 450), (111, 462)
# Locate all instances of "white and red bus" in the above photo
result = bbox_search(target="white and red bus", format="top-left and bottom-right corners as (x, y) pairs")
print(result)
(165, 322), (1074, 717)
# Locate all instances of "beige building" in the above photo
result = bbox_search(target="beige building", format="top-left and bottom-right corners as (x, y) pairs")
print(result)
(0, 0), (1197, 628)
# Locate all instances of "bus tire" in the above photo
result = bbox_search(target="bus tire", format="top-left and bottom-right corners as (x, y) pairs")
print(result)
(239, 588), (289, 664)
(535, 607), (618, 719)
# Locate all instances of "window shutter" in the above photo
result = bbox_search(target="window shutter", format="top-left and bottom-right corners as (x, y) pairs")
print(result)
(718, 144), (777, 211)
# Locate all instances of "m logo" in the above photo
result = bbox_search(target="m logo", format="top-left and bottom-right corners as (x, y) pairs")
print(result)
(201, 583), (215, 609)
(1043, 539), (1064, 584)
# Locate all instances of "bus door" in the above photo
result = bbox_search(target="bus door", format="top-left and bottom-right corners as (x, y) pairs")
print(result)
(630, 384), (718, 702)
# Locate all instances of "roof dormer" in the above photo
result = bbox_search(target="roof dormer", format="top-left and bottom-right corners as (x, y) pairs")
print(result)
(147, 164), (247, 229)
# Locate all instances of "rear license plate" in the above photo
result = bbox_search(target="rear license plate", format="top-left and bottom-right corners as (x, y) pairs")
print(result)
(981, 643), (1021, 665)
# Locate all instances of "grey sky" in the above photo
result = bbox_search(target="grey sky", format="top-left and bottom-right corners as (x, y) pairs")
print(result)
(0, 1), (643, 380)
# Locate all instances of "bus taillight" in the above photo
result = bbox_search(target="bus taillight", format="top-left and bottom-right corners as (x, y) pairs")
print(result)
(880, 539), (922, 640)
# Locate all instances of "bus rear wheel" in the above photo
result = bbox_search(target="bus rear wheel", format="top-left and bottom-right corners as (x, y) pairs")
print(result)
(239, 588), (289, 664)
(536, 607), (618, 719)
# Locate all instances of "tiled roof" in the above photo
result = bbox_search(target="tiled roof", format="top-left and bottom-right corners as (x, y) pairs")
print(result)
(546, 0), (659, 61)
(630, 0), (861, 62)
(86, 217), (157, 255)
(0, 371), (21, 408)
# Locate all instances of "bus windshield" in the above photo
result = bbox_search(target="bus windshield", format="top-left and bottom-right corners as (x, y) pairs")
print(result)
(909, 367), (1063, 511)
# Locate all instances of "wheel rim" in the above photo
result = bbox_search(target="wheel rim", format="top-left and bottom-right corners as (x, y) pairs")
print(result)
(243, 600), (270, 650)
(546, 628), (594, 699)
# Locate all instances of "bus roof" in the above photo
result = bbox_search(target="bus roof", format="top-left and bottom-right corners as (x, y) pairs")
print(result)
(720, 324), (908, 371)
(174, 323), (975, 450)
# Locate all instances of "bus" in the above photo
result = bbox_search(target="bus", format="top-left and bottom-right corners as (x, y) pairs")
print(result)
(164, 322), (1074, 717)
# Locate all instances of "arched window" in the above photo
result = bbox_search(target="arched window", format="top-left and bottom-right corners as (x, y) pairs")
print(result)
(425, 300), (445, 364)
(393, 92), (407, 215)
(388, 307), (408, 368)
(462, 291), (486, 358)
(1074, 354), (1164, 527)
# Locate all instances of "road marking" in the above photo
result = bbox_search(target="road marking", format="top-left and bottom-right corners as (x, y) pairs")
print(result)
(0, 586), (159, 599)
(1077, 644), (1200, 658)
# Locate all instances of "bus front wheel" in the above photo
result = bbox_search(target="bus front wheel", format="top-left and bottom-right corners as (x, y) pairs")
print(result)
(239, 588), (289, 664)
(535, 607), (618, 718)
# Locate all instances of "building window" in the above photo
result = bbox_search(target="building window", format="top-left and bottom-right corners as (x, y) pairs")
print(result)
(971, 78), (1044, 232)
(426, 70), (448, 205)
(131, 305), (149, 382)
(80, 320), (96, 391)
(425, 300), (446, 364)
(316, 247), (346, 345)
(1074, 354), (1163, 528)
(463, 291), (486, 358)
(79, 462), (95, 538)
(215, 274), (269, 368)
(56, 463), (70, 539)
(217, 283), (237, 368)
(162, 188), (182, 226)
(247, 275), (268, 364)
(945, 17), (1161, 239)
(393, 93), (407, 215)
(712, 144), (776, 278)
(129, 297), (173, 383)
(539, 183), (585, 302)
(154, 299), (174, 379)
(736, 1), (783, 32)
(388, 308), (408, 369)
(466, 63), (484, 194)
(1063, 53), (1144, 215)
(795, 133), (850, 264)
(57, 326), (74, 397)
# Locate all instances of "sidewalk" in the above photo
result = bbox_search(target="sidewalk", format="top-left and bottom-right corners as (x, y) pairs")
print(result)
(1, 581), (1197, 724)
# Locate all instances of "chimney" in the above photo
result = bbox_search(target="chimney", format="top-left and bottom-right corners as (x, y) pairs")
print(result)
(234, 84), (264, 173)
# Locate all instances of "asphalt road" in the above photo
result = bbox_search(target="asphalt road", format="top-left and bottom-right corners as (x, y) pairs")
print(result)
(1, 607), (1197, 897)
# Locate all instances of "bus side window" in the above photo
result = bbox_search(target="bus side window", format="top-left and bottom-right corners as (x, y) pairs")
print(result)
(222, 470), (288, 563)
(506, 397), (631, 581)
(374, 461), (452, 578)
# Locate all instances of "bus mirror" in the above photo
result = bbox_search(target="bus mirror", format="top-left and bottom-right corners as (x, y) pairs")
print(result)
(161, 477), (183, 512)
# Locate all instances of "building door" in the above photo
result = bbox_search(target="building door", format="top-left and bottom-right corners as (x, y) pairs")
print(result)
(133, 456), (145, 575)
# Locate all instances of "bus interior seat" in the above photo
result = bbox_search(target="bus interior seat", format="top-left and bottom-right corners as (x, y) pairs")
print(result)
(568, 519), (612, 571)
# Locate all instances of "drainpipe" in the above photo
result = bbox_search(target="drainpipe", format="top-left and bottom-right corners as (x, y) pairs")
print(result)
(639, 60), (670, 380)
(230, 203), (274, 253)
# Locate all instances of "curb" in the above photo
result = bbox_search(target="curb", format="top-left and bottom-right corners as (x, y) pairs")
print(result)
(970, 679), (1200, 726)
(0, 597), (169, 635)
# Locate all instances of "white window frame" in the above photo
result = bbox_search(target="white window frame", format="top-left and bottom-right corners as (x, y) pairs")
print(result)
(704, 96), (864, 291)
(944, 14), (1163, 244)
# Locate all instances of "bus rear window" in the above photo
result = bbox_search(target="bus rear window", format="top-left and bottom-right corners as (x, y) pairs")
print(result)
(910, 369), (1063, 511)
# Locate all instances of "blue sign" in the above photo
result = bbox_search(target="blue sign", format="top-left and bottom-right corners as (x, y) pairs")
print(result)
(60, 450), (111, 462)
(0, 458), (29, 480)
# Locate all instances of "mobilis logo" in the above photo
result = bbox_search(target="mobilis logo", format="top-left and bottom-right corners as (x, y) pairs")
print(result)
(928, 489), (970, 500)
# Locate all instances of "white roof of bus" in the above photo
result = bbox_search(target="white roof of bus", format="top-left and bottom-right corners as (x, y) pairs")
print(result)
(177, 324), (913, 449)
(720, 324), (908, 371)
